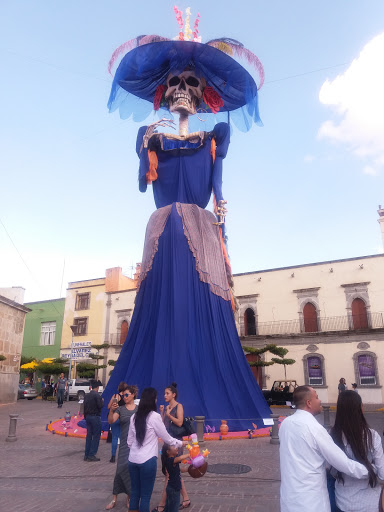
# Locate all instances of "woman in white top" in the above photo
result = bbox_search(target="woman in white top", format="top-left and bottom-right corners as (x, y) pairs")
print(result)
(330, 390), (384, 512)
(127, 387), (185, 512)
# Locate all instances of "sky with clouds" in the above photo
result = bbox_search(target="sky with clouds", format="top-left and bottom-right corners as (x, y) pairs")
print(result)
(319, 33), (384, 177)
(1, 0), (384, 303)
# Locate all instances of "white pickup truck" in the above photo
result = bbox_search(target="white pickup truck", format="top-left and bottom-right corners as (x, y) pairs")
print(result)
(67, 379), (104, 401)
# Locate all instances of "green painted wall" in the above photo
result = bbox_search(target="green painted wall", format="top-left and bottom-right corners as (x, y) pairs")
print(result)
(22, 298), (65, 361)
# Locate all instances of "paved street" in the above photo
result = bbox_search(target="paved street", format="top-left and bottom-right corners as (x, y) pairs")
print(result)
(1, 399), (383, 512)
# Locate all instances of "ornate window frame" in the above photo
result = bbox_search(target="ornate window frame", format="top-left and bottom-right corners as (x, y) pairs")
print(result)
(353, 350), (380, 388)
(237, 295), (259, 337)
(293, 288), (321, 332)
(302, 353), (327, 388)
(341, 282), (371, 329)
(115, 309), (132, 344)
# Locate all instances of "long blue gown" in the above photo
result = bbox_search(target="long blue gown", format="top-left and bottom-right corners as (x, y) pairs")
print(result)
(102, 122), (270, 431)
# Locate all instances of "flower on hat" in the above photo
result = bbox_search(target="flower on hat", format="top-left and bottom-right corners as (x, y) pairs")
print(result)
(202, 86), (224, 114)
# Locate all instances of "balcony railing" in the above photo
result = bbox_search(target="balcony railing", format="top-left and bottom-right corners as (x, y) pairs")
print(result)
(249, 312), (384, 337)
(109, 333), (124, 346)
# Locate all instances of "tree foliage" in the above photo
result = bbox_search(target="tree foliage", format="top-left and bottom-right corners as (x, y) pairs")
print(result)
(243, 344), (296, 378)
(248, 360), (274, 367)
(36, 362), (68, 375)
(76, 362), (107, 378)
(89, 353), (104, 360)
(0, 354), (6, 362)
(52, 357), (68, 364)
(20, 355), (35, 366)
(91, 344), (109, 351)
(108, 360), (116, 366)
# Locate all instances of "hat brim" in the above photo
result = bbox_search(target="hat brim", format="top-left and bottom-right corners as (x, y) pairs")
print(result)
(109, 41), (258, 114)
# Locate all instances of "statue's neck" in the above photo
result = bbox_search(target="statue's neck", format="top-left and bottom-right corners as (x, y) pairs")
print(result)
(179, 113), (189, 137)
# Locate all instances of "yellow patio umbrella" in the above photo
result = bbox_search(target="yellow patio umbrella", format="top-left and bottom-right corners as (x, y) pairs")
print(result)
(20, 361), (38, 369)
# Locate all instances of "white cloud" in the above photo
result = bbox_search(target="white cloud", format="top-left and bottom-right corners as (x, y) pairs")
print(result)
(318, 33), (384, 173)
(363, 165), (379, 176)
(304, 154), (315, 163)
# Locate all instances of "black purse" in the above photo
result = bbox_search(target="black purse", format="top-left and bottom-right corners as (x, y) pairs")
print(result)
(183, 417), (195, 436)
(169, 416), (195, 438)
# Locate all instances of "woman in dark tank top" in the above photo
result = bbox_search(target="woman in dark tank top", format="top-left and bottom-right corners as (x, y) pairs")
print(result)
(152, 383), (190, 511)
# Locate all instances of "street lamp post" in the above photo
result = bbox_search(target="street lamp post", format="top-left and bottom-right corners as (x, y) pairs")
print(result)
(67, 325), (77, 401)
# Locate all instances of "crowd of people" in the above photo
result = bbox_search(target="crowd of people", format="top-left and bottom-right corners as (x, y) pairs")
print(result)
(79, 376), (384, 511)
(82, 380), (191, 512)
(280, 385), (384, 512)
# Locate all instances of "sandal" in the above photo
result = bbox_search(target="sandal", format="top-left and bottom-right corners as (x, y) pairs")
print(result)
(179, 500), (191, 509)
(106, 498), (117, 510)
(151, 507), (165, 512)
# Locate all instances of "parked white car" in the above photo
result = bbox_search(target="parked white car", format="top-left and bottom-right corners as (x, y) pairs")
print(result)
(67, 379), (104, 400)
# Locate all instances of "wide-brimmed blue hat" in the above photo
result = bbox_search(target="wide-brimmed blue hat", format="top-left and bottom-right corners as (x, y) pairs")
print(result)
(107, 20), (264, 132)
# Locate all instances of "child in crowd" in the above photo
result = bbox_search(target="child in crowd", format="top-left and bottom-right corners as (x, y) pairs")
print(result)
(161, 444), (190, 512)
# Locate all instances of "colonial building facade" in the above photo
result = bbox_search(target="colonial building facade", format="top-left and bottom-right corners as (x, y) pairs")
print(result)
(22, 298), (65, 361)
(236, 252), (384, 404)
(60, 267), (137, 378)
(236, 206), (384, 404)
(0, 287), (30, 403)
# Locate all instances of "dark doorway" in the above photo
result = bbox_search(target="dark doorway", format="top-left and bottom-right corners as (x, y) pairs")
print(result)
(244, 308), (257, 336)
(120, 320), (129, 344)
(303, 302), (318, 332)
(352, 298), (369, 329)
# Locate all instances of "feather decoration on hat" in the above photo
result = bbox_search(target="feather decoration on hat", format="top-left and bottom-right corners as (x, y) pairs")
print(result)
(206, 38), (264, 89)
(108, 35), (170, 75)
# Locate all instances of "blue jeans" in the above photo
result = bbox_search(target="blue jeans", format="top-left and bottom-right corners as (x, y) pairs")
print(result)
(85, 416), (101, 457)
(111, 419), (121, 457)
(57, 389), (65, 406)
(128, 456), (157, 511)
(164, 485), (181, 512)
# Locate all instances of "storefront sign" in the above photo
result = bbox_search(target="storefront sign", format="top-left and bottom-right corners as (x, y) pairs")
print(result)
(60, 341), (93, 361)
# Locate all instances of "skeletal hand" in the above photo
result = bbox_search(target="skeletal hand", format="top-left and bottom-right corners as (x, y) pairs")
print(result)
(213, 200), (228, 226)
(143, 118), (176, 147)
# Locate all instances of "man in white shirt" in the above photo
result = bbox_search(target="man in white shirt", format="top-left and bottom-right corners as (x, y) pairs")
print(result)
(279, 386), (368, 512)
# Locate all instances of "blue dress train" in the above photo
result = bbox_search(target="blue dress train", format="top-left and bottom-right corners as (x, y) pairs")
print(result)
(102, 123), (270, 430)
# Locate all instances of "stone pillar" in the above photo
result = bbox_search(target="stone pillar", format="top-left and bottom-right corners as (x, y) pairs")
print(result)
(323, 405), (331, 431)
(195, 416), (205, 444)
(270, 413), (280, 445)
(6, 414), (19, 442)
(102, 294), (112, 384)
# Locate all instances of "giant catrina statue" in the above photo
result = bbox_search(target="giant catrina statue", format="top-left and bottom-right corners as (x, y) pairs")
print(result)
(102, 7), (271, 431)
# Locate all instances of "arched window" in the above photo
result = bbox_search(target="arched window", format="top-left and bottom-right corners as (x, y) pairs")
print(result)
(120, 320), (129, 345)
(303, 302), (318, 332)
(307, 356), (323, 385)
(244, 308), (256, 336)
(357, 354), (376, 385)
(352, 298), (369, 329)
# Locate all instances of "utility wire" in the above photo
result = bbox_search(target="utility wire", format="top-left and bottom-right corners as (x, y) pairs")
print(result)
(264, 62), (350, 85)
(0, 47), (110, 83)
(0, 216), (73, 329)
(0, 217), (36, 280)
(1, 46), (351, 88)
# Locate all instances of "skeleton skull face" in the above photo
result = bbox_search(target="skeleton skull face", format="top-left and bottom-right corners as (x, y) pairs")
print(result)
(165, 70), (204, 115)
